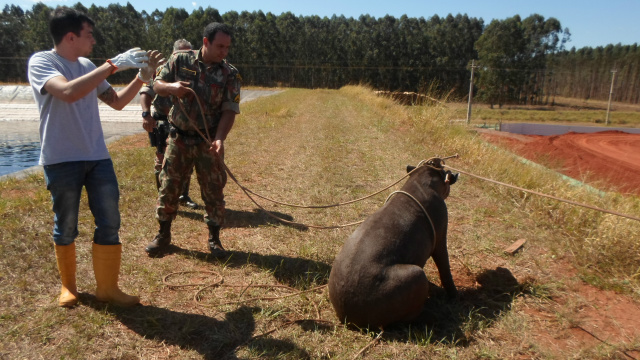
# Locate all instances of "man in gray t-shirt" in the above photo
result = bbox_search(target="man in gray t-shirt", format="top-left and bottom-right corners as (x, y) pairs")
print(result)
(27, 6), (163, 308)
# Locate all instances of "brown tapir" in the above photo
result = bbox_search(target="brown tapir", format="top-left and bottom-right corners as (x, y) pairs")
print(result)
(328, 161), (458, 329)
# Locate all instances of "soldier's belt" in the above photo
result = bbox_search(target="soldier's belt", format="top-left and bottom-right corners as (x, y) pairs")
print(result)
(169, 124), (208, 145)
(170, 125), (204, 137)
(152, 113), (168, 121)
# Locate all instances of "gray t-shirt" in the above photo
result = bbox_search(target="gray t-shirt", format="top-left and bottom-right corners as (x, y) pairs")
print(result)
(28, 50), (111, 166)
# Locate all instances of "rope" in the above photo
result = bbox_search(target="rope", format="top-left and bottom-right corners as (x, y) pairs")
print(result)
(174, 87), (638, 225)
(228, 154), (458, 210)
(444, 165), (640, 223)
(223, 162), (365, 228)
(176, 81), (212, 142)
(171, 88), (458, 227)
(226, 166), (412, 209)
(173, 87), (368, 228)
(352, 329), (384, 359)
(221, 157), (453, 228)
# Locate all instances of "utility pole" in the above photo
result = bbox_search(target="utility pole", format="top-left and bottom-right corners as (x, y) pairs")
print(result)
(466, 60), (476, 125)
(606, 68), (617, 125)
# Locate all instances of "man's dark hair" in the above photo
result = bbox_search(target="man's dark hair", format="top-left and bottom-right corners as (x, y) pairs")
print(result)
(49, 6), (95, 45)
(203, 22), (232, 43)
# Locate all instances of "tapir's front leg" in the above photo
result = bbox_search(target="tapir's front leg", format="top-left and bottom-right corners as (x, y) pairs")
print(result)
(431, 235), (457, 298)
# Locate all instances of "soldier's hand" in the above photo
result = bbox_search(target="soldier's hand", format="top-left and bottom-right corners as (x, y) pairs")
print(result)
(169, 81), (194, 98)
(138, 50), (165, 83)
(142, 114), (156, 132)
(209, 139), (224, 159)
(147, 50), (166, 69)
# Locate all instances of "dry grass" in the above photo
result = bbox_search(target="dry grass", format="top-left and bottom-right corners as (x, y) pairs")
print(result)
(446, 96), (640, 127)
(1, 86), (639, 359)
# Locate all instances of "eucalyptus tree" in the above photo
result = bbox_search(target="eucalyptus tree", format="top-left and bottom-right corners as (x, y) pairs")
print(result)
(476, 14), (567, 106)
(85, 3), (147, 83)
(427, 14), (483, 98)
(222, 10), (243, 64)
(0, 5), (27, 81)
(324, 14), (351, 88)
(615, 44), (640, 103)
(183, 6), (223, 50)
(273, 12), (303, 86)
(294, 14), (322, 87)
(143, 9), (165, 55)
(241, 10), (280, 86)
(395, 15), (430, 92)
(475, 16), (527, 107)
(343, 15), (371, 87)
(370, 15), (401, 89)
(93, 3), (145, 58)
(232, 11), (260, 84)
(520, 14), (565, 104)
(157, 7), (189, 55)
(24, 3), (52, 53)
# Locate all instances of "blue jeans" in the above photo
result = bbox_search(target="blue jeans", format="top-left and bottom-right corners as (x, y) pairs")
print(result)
(43, 159), (121, 246)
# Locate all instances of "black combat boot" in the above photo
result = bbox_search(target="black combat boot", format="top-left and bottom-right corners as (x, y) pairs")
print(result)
(208, 224), (227, 258)
(179, 194), (198, 209)
(179, 176), (198, 209)
(145, 220), (171, 257)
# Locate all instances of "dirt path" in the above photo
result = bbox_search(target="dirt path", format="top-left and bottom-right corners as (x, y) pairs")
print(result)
(478, 129), (640, 195)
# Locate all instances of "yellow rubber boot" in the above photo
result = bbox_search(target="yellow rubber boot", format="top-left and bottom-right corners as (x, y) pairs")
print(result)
(92, 243), (140, 307)
(54, 243), (78, 307)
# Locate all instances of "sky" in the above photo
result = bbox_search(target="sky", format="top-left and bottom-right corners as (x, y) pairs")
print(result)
(2, 0), (639, 50)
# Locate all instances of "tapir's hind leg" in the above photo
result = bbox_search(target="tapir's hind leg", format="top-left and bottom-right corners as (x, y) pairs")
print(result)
(372, 264), (430, 327)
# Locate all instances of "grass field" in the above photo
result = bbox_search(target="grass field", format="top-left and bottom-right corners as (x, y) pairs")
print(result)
(0, 86), (639, 359)
(452, 95), (640, 126)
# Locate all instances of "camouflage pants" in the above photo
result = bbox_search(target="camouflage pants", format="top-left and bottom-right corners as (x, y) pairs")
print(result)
(156, 133), (227, 227)
(155, 145), (192, 196)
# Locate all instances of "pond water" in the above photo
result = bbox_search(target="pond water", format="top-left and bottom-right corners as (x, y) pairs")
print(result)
(0, 119), (144, 179)
(0, 89), (281, 179)
(0, 139), (40, 177)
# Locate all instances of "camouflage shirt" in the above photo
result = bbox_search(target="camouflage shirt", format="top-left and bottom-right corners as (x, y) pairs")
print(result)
(156, 49), (241, 131)
(140, 76), (173, 118)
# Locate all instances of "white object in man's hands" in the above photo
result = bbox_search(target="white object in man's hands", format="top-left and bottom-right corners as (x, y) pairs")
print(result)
(109, 47), (149, 72)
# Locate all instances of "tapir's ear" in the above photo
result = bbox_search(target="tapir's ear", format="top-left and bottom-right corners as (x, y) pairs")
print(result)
(445, 171), (459, 185)
(406, 165), (416, 173)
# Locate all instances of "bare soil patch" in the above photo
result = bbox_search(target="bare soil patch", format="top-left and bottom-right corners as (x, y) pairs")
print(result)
(476, 127), (640, 358)
(478, 129), (640, 195)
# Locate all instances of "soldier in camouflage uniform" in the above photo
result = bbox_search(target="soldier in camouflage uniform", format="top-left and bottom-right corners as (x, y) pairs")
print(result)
(140, 39), (198, 209)
(145, 23), (241, 258)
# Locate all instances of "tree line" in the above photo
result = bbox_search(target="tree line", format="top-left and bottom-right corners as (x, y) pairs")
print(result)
(1, 3), (638, 104)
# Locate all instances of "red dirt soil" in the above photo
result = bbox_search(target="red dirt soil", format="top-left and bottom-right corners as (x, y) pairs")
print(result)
(476, 128), (640, 357)
(478, 129), (640, 196)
